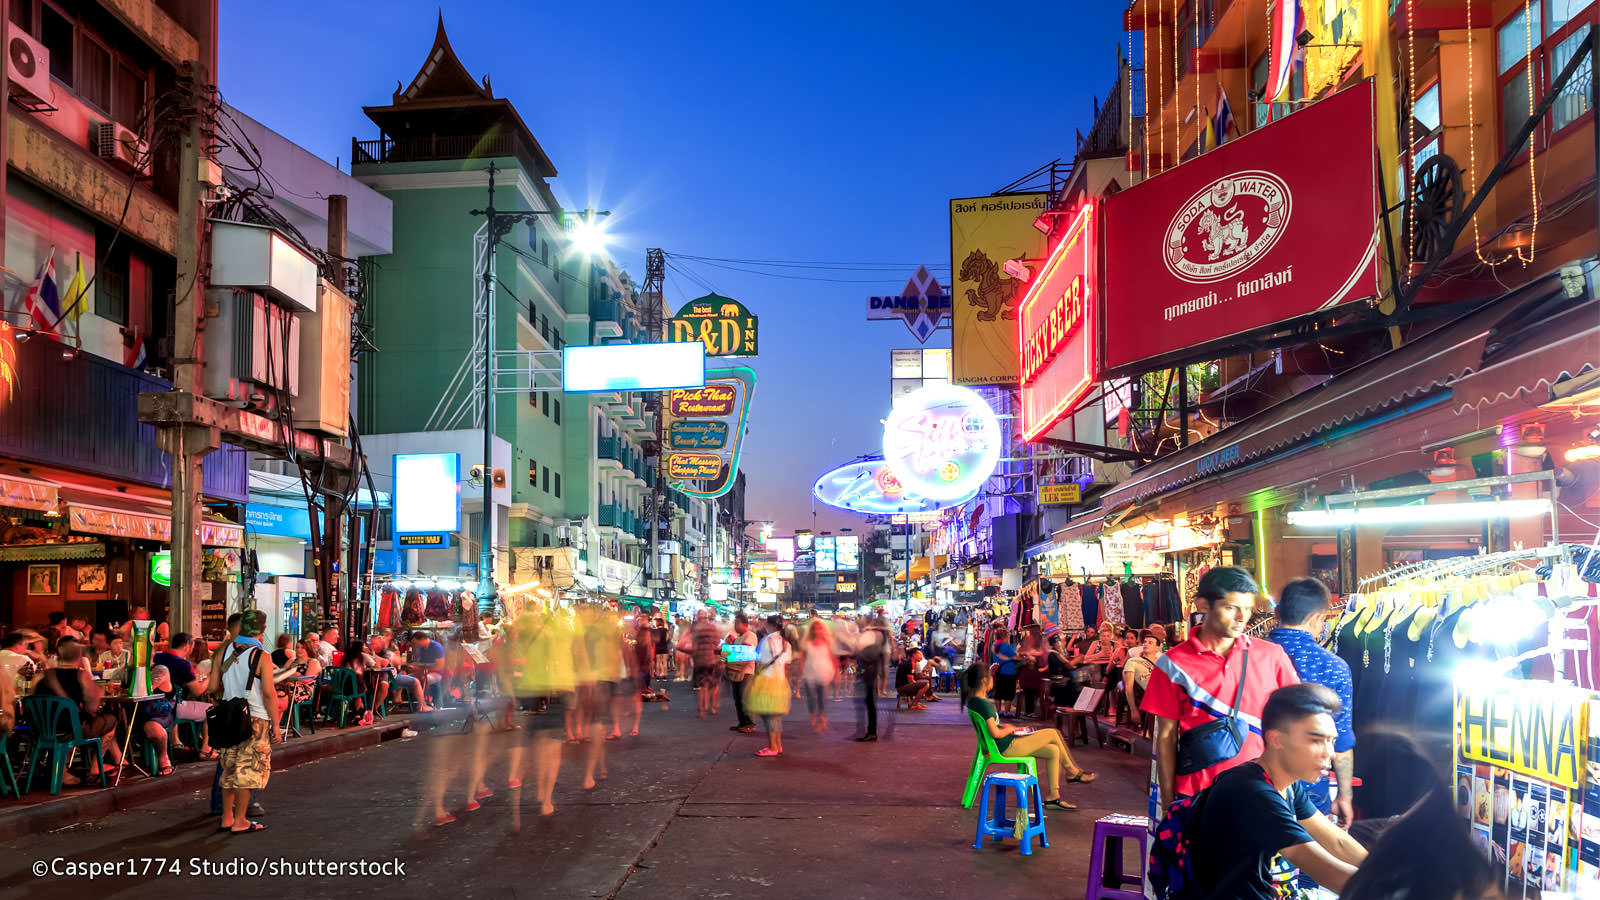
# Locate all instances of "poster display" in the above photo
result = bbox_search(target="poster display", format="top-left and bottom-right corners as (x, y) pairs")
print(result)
(948, 192), (1049, 386)
(1454, 678), (1598, 894)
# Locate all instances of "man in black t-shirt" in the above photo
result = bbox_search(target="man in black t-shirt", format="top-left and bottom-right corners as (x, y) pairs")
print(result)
(1188, 683), (1367, 898)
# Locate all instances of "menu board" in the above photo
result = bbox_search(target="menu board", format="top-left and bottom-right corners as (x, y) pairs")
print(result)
(199, 582), (228, 643)
(1455, 679), (1599, 896)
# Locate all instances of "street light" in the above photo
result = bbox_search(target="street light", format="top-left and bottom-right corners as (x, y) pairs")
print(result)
(468, 161), (611, 618)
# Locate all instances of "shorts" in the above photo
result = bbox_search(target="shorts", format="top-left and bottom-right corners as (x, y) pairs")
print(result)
(393, 674), (419, 689)
(219, 718), (272, 790)
(176, 700), (210, 721)
(519, 695), (565, 731)
(992, 672), (1019, 702)
(693, 665), (721, 689)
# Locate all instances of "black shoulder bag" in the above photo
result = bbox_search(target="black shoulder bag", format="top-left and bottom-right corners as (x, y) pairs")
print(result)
(206, 644), (261, 750)
(1174, 648), (1250, 776)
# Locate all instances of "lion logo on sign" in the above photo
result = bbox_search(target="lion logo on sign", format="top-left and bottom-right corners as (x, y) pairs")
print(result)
(959, 250), (1019, 321)
(1197, 207), (1249, 260)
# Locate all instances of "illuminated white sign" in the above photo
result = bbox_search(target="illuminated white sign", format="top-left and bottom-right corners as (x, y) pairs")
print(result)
(393, 453), (460, 536)
(562, 342), (705, 393)
(881, 384), (1000, 502)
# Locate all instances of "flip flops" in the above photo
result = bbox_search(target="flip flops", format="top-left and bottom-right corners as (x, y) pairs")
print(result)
(229, 821), (266, 834)
(1065, 770), (1098, 784)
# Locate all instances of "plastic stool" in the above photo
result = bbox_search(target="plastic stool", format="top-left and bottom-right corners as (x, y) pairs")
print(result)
(973, 771), (1049, 855)
(1085, 813), (1150, 899)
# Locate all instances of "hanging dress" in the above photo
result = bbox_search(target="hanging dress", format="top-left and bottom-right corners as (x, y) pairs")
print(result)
(1060, 583), (1085, 632)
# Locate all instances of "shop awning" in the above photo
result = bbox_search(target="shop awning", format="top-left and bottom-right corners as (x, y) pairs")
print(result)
(1052, 506), (1107, 543)
(1448, 297), (1598, 413)
(0, 472), (57, 512)
(1100, 285), (1579, 512)
(896, 556), (933, 582)
(58, 488), (244, 548)
(0, 541), (105, 562)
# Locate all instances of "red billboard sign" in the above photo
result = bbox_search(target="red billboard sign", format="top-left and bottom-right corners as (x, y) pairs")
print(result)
(1019, 202), (1098, 441)
(1102, 81), (1380, 375)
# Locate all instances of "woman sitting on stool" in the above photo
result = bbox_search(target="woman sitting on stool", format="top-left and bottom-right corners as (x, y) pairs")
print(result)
(963, 661), (1096, 810)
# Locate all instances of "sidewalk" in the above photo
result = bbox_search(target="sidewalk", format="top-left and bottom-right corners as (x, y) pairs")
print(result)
(0, 713), (415, 842)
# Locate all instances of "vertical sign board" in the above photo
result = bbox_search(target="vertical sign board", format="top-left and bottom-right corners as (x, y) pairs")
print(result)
(1018, 202), (1099, 442)
(664, 367), (756, 500)
(392, 453), (460, 549)
(948, 193), (1050, 386)
(1454, 678), (1598, 894)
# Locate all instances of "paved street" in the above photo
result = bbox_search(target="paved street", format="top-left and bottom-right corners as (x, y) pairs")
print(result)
(0, 692), (1148, 899)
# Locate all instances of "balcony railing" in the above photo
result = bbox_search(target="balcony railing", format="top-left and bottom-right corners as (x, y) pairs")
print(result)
(598, 503), (619, 528)
(597, 436), (622, 463)
(351, 133), (522, 166)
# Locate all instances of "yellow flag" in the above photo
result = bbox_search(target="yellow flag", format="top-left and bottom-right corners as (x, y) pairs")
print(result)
(62, 253), (87, 324)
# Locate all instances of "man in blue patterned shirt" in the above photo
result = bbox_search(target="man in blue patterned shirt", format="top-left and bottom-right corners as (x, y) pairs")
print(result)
(1266, 578), (1355, 829)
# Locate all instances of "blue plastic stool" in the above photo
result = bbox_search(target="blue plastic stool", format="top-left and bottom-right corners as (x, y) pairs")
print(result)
(973, 771), (1049, 855)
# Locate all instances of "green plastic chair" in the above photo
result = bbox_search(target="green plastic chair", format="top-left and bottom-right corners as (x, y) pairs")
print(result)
(962, 707), (1038, 809)
(0, 731), (20, 798)
(322, 667), (362, 727)
(20, 695), (106, 796)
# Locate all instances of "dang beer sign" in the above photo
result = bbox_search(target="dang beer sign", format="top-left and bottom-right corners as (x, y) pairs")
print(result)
(1102, 80), (1380, 375)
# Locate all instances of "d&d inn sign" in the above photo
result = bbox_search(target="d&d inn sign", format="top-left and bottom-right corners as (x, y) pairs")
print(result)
(1455, 679), (1588, 788)
(668, 294), (758, 357)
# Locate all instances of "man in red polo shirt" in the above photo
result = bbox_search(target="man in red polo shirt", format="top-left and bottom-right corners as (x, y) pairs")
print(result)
(1141, 567), (1299, 810)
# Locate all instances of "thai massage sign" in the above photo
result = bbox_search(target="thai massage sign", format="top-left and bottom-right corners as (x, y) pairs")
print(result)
(663, 367), (756, 500)
(1101, 80), (1379, 375)
(1456, 678), (1588, 789)
(1018, 201), (1098, 441)
(668, 294), (758, 357)
(881, 384), (1001, 503)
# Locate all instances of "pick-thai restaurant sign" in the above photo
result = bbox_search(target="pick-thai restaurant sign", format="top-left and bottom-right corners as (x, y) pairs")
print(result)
(1019, 202), (1099, 442)
(1101, 80), (1380, 375)
(663, 367), (756, 500)
(668, 294), (758, 357)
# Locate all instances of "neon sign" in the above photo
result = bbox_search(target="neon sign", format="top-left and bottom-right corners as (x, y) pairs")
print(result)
(881, 384), (1000, 502)
(812, 457), (976, 515)
(1019, 201), (1099, 441)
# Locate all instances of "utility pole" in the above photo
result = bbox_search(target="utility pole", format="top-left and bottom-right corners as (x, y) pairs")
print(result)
(643, 249), (666, 608)
(466, 166), (508, 617)
(159, 61), (219, 637)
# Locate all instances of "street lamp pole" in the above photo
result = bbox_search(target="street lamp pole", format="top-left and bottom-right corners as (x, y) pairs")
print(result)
(468, 162), (608, 618)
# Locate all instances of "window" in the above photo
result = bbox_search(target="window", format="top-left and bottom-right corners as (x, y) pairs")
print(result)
(78, 32), (110, 112)
(553, 399), (562, 425)
(96, 246), (129, 325)
(1409, 82), (1443, 189)
(40, 3), (72, 85)
(1547, 0), (1593, 132)
(542, 466), (550, 493)
(541, 534), (552, 548)
(10, 0), (33, 34)
(541, 392), (550, 417)
(113, 62), (146, 127)
(529, 459), (538, 486)
(554, 472), (562, 498)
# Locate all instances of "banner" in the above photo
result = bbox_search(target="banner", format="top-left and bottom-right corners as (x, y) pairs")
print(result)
(663, 367), (755, 500)
(949, 193), (1049, 385)
(1101, 81), (1380, 376)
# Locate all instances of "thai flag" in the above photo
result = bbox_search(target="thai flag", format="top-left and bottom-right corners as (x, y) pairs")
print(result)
(21, 250), (61, 339)
(1266, 0), (1303, 105)
(1210, 83), (1236, 148)
(124, 323), (147, 370)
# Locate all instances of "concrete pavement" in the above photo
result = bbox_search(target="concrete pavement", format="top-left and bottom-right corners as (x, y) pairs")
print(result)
(0, 687), (1152, 899)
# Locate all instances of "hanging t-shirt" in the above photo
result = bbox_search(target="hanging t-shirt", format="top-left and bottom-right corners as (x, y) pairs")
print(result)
(1061, 584), (1085, 632)
(1082, 583), (1100, 629)
(1189, 762), (1318, 899)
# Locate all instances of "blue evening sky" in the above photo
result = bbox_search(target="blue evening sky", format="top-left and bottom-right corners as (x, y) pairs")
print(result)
(219, 1), (1126, 535)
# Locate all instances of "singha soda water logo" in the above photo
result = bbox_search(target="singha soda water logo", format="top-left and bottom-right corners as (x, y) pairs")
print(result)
(1164, 171), (1291, 284)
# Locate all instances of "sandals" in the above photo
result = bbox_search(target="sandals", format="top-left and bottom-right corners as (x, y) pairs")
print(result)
(197, 749), (219, 760)
(156, 764), (174, 777)
(1043, 798), (1078, 811)
(229, 821), (266, 834)
(1065, 770), (1098, 784)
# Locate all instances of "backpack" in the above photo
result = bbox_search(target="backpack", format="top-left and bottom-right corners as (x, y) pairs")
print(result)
(205, 644), (261, 749)
(1149, 788), (1252, 900)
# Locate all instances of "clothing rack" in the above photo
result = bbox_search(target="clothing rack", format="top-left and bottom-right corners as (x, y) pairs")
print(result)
(1357, 545), (1565, 591)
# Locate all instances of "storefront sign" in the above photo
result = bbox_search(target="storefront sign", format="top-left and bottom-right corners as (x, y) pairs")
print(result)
(1456, 679), (1587, 789)
(70, 501), (171, 542)
(1019, 202), (1098, 441)
(882, 384), (1001, 502)
(836, 535), (860, 570)
(1102, 81), (1380, 375)
(397, 533), (449, 548)
(949, 193), (1050, 385)
(1038, 483), (1082, 505)
(812, 457), (969, 515)
(393, 453), (460, 541)
(663, 368), (755, 499)
(150, 551), (172, 587)
(246, 502), (313, 541)
(666, 453), (723, 480)
(668, 294), (758, 357)
(667, 420), (729, 450)
(867, 266), (952, 344)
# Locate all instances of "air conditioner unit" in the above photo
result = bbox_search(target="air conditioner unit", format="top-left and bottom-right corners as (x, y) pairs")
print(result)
(95, 121), (149, 176)
(7, 27), (49, 105)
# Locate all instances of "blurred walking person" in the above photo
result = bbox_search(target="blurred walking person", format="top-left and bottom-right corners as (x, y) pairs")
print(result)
(801, 618), (836, 731)
(506, 607), (576, 827)
(750, 615), (792, 757)
(831, 613), (859, 700)
(854, 613), (892, 742)
(722, 613), (758, 733)
(689, 611), (723, 718)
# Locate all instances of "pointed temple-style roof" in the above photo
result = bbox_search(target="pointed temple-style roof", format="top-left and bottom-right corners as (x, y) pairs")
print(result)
(362, 14), (557, 178)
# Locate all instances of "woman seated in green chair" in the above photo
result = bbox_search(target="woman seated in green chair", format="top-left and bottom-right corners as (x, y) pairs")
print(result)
(963, 661), (1096, 811)
(38, 640), (124, 781)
